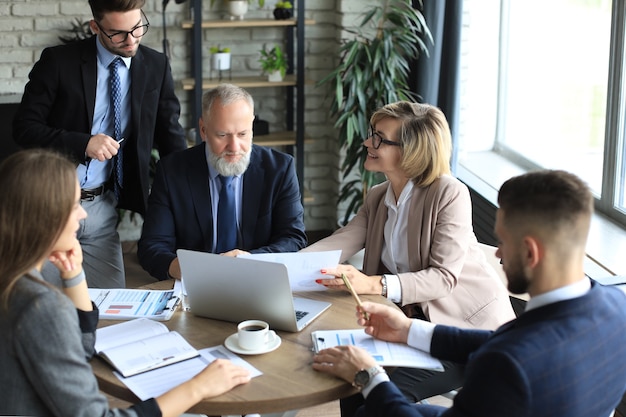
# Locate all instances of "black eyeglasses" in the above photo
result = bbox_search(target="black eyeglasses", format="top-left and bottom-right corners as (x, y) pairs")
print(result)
(95, 10), (150, 44)
(366, 126), (403, 149)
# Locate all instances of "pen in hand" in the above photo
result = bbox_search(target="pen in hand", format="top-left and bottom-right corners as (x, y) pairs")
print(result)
(341, 273), (369, 320)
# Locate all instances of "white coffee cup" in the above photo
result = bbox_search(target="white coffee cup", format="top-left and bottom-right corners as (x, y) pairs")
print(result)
(237, 320), (276, 350)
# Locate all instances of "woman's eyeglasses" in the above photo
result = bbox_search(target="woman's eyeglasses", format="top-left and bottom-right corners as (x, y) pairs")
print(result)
(95, 10), (150, 44)
(366, 126), (403, 149)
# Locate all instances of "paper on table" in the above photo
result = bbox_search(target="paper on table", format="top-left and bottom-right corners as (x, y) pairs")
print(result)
(95, 318), (199, 377)
(238, 250), (341, 291)
(95, 318), (168, 353)
(115, 345), (263, 401)
(312, 329), (444, 371)
(173, 279), (191, 311)
(88, 288), (179, 321)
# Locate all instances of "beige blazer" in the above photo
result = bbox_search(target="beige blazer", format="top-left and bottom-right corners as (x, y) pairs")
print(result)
(305, 175), (515, 330)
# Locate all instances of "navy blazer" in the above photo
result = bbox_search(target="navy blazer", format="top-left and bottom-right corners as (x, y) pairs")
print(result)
(137, 143), (307, 281)
(13, 36), (186, 215)
(359, 282), (626, 417)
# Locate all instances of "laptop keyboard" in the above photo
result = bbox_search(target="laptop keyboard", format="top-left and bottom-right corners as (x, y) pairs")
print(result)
(295, 310), (309, 321)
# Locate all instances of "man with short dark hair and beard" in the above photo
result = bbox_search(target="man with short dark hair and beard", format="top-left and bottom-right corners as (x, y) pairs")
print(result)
(138, 83), (307, 281)
(311, 169), (626, 417)
(13, 0), (187, 288)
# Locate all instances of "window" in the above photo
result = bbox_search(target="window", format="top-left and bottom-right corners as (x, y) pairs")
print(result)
(460, 0), (626, 226)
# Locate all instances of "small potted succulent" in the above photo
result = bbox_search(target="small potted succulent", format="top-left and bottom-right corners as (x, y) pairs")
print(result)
(210, 46), (231, 71)
(258, 45), (287, 82)
(273, 1), (293, 20)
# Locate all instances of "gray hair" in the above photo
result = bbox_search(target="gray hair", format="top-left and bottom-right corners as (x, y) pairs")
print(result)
(201, 83), (255, 116)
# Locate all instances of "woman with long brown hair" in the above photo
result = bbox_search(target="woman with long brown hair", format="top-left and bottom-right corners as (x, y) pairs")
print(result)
(0, 149), (250, 417)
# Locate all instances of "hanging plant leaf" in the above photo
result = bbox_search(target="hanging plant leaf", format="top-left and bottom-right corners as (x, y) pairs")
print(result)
(318, 0), (432, 224)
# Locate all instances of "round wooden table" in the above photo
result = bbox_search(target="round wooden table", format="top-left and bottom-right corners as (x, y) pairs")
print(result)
(92, 280), (395, 415)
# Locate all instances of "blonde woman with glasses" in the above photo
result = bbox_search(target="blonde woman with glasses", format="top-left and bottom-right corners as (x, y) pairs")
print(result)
(303, 101), (515, 415)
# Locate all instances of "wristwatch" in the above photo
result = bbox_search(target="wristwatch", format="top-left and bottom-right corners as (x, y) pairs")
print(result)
(380, 275), (388, 298)
(352, 365), (386, 390)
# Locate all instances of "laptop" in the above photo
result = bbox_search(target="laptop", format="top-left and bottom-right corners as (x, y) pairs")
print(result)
(177, 249), (332, 332)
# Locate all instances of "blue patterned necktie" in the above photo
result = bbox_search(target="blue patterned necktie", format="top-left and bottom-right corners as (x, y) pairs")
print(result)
(109, 57), (124, 199)
(216, 175), (237, 253)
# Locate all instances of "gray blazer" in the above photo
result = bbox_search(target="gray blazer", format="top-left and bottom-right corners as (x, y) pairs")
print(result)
(305, 175), (515, 330)
(0, 271), (159, 416)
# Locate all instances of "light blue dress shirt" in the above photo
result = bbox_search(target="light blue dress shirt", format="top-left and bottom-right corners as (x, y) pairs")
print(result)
(77, 36), (131, 190)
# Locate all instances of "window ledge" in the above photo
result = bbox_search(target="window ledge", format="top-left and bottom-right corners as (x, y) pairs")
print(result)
(458, 151), (626, 278)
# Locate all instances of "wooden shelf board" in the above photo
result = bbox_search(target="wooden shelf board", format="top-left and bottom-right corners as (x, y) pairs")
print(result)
(182, 74), (297, 90)
(181, 18), (315, 29)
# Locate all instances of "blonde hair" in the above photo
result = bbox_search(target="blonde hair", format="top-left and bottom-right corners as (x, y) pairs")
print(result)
(370, 101), (452, 186)
(0, 149), (76, 308)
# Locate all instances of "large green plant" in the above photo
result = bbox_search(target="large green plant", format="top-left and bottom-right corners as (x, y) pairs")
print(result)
(319, 0), (431, 224)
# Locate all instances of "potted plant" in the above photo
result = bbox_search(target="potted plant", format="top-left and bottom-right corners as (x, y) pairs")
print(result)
(318, 0), (432, 224)
(209, 0), (266, 20)
(209, 46), (231, 71)
(209, 0), (265, 5)
(273, 1), (293, 20)
(258, 45), (287, 82)
(58, 18), (92, 44)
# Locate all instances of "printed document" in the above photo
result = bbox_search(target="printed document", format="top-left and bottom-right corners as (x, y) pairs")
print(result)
(312, 329), (444, 371)
(89, 288), (180, 321)
(115, 345), (263, 401)
(95, 318), (198, 377)
(239, 250), (341, 291)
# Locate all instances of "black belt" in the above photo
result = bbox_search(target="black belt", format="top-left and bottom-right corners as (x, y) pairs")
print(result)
(80, 186), (106, 201)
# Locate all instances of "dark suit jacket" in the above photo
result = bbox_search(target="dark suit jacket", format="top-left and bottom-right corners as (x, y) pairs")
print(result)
(359, 282), (626, 417)
(12, 36), (186, 215)
(137, 143), (307, 281)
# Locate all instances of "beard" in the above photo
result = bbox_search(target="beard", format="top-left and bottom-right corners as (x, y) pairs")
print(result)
(505, 255), (531, 295)
(208, 147), (252, 177)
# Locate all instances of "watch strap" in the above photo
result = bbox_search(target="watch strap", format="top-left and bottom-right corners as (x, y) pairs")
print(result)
(380, 275), (388, 298)
(353, 365), (386, 390)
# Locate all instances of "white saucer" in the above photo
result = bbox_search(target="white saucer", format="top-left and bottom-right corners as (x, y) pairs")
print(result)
(224, 332), (281, 355)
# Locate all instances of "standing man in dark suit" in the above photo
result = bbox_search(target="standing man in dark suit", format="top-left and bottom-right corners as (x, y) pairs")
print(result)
(137, 83), (307, 281)
(13, 0), (187, 288)
(312, 170), (626, 417)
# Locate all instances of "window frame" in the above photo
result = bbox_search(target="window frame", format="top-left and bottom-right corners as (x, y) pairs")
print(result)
(491, 0), (626, 227)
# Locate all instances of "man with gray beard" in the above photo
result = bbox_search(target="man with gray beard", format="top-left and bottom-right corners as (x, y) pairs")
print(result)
(138, 84), (307, 281)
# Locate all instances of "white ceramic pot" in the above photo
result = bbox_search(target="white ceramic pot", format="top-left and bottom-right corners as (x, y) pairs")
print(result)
(268, 70), (283, 82)
(212, 52), (231, 70)
(228, 0), (248, 20)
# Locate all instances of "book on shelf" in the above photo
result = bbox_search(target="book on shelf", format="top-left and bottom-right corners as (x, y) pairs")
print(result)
(95, 318), (199, 378)
(88, 288), (180, 321)
(311, 329), (444, 371)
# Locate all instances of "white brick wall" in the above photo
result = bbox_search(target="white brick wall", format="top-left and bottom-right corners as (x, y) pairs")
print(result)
(0, 0), (380, 232)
